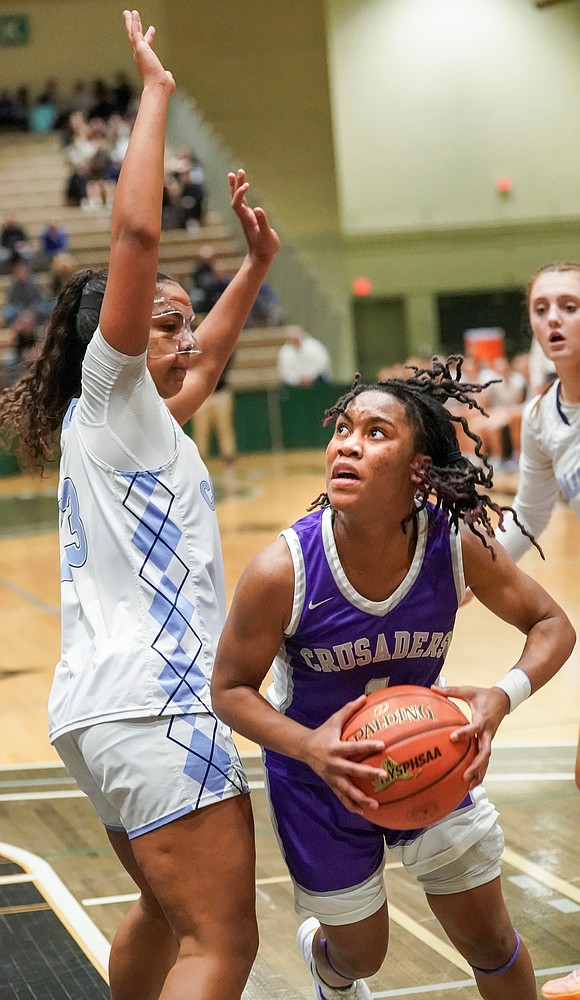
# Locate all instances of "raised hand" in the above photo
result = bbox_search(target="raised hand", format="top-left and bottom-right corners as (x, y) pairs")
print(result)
(123, 9), (175, 93)
(228, 169), (281, 266)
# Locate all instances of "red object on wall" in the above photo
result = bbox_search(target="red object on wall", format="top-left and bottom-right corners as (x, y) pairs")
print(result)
(495, 176), (513, 194)
(352, 276), (373, 297)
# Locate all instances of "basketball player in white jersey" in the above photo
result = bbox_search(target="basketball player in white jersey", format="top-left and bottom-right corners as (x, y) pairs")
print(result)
(498, 262), (580, 1000)
(0, 11), (279, 1000)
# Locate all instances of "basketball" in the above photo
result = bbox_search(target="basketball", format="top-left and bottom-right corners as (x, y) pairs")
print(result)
(341, 685), (477, 829)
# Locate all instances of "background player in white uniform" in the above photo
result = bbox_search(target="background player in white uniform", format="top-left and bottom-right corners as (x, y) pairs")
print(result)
(212, 362), (575, 1000)
(498, 262), (580, 1000)
(0, 11), (279, 1000)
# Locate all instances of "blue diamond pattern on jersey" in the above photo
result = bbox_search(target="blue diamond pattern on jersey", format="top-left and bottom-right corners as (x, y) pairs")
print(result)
(121, 470), (208, 715)
(168, 714), (236, 803)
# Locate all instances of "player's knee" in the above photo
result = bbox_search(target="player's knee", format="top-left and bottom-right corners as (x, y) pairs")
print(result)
(469, 928), (521, 976)
(324, 935), (388, 981)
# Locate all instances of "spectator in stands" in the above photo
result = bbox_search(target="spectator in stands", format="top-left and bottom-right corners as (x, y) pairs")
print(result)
(63, 111), (98, 168)
(193, 357), (237, 470)
(28, 92), (58, 133)
(13, 86), (30, 131)
(0, 215), (35, 272)
(3, 260), (51, 327)
(164, 146), (207, 231)
(177, 167), (206, 231)
(1, 309), (42, 389)
(107, 114), (131, 170)
(0, 89), (17, 129)
(66, 80), (93, 121)
(467, 355), (528, 472)
(112, 70), (135, 117)
(87, 78), (116, 123)
(65, 161), (89, 207)
(277, 325), (332, 387)
(246, 279), (283, 327)
(38, 221), (69, 269)
(190, 244), (231, 314)
(48, 252), (77, 303)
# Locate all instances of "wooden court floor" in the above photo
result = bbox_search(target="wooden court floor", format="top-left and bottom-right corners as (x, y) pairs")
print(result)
(0, 450), (579, 998)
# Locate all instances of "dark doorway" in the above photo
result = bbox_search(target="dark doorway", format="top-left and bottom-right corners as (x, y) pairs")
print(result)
(437, 288), (530, 357)
(352, 296), (407, 381)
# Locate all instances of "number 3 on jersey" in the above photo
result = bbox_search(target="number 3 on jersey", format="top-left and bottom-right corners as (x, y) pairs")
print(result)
(59, 477), (88, 580)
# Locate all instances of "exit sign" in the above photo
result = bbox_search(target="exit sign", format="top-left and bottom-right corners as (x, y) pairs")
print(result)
(0, 14), (29, 47)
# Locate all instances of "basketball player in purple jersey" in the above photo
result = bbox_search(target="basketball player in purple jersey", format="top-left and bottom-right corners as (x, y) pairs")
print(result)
(212, 360), (575, 1000)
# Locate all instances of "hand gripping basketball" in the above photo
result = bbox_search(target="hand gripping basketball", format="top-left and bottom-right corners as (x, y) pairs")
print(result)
(341, 685), (476, 829)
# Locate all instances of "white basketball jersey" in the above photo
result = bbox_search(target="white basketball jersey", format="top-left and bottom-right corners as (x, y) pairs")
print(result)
(499, 380), (580, 561)
(48, 330), (226, 740)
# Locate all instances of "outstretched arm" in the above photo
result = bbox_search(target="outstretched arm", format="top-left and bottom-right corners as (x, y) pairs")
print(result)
(98, 9), (175, 357)
(166, 170), (280, 424)
(434, 526), (575, 787)
(211, 537), (386, 816)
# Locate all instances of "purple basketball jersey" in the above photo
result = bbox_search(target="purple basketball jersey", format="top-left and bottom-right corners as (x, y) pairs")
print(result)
(265, 502), (464, 781)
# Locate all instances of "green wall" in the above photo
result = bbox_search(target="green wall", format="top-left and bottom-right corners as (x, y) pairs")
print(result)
(326, 0), (580, 234)
(0, 0), (159, 93)
(165, 0), (340, 241)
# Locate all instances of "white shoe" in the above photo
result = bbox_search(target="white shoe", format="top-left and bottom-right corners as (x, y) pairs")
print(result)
(296, 917), (372, 999)
(541, 968), (580, 999)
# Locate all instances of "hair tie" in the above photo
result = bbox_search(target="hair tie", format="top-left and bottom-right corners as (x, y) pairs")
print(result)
(76, 286), (104, 344)
(446, 450), (463, 464)
(79, 290), (104, 312)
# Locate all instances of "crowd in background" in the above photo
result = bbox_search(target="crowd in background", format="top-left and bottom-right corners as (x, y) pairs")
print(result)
(0, 75), (554, 475)
(378, 346), (556, 475)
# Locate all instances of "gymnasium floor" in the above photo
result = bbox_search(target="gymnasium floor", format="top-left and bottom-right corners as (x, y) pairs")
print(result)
(0, 450), (579, 999)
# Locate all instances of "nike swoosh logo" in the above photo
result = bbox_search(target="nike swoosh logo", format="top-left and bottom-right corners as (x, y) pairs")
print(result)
(308, 597), (333, 611)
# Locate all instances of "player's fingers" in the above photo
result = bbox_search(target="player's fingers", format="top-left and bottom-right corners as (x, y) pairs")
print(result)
(450, 723), (476, 742)
(334, 694), (369, 727)
(334, 781), (379, 815)
(339, 737), (384, 757)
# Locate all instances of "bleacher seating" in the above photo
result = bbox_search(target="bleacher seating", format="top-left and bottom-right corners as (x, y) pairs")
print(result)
(0, 131), (283, 390)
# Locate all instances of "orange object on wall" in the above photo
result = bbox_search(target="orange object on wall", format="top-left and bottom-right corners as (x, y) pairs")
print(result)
(463, 327), (505, 362)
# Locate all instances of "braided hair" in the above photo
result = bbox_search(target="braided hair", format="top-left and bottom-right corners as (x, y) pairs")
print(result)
(0, 267), (176, 472)
(309, 356), (542, 559)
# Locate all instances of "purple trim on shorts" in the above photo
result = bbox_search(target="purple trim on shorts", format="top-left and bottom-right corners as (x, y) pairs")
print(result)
(128, 803), (193, 839)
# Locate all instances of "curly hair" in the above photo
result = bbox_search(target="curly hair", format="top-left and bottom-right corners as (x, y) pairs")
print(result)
(309, 356), (542, 559)
(0, 267), (176, 472)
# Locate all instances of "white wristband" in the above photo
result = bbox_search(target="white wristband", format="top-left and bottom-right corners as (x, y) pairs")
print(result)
(493, 668), (532, 713)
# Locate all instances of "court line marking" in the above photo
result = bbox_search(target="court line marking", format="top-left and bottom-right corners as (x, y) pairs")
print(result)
(0, 761), (65, 770)
(82, 865), (403, 907)
(0, 790), (86, 801)
(1, 767), (577, 803)
(0, 576), (60, 616)
(485, 773), (575, 781)
(372, 966), (580, 998)
(0, 873), (34, 886)
(502, 845), (580, 904)
(386, 902), (473, 976)
(0, 841), (110, 981)
(0, 768), (574, 802)
(0, 741), (576, 772)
